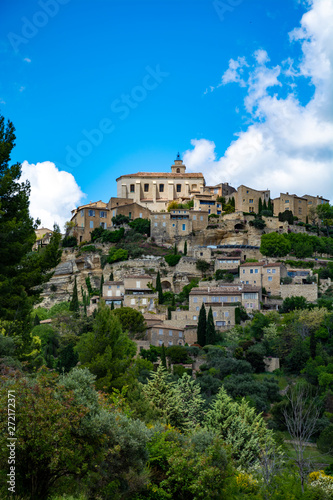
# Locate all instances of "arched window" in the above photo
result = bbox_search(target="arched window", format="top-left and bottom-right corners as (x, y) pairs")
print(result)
(176, 168), (180, 173)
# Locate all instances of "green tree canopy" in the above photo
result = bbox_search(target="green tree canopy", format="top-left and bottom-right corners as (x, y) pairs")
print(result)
(260, 232), (291, 257)
(111, 306), (146, 338)
(75, 301), (136, 390)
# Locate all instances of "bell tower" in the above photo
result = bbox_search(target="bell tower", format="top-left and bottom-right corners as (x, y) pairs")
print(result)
(171, 152), (186, 174)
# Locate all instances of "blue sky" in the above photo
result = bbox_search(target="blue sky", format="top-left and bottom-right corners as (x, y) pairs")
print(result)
(1, 0), (332, 228)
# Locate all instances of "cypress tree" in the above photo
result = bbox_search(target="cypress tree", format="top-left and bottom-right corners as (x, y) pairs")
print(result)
(69, 276), (79, 314)
(109, 271), (114, 281)
(263, 198), (267, 211)
(258, 197), (263, 215)
(111, 301), (115, 310)
(174, 243), (177, 255)
(156, 271), (163, 304)
(268, 198), (273, 213)
(206, 306), (216, 345)
(197, 303), (207, 347)
(33, 314), (40, 326)
(184, 240), (187, 256)
(161, 343), (167, 368)
(168, 306), (172, 320)
(99, 275), (104, 297)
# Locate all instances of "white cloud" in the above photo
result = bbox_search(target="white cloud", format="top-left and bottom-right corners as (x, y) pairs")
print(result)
(19, 86), (25, 92)
(188, 0), (333, 202)
(20, 161), (86, 230)
(23, 57), (31, 63)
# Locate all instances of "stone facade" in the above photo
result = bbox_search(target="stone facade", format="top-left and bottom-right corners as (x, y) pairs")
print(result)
(273, 193), (308, 223)
(214, 257), (241, 272)
(150, 209), (208, 244)
(147, 324), (185, 347)
(280, 283), (318, 302)
(193, 194), (222, 215)
(236, 185), (270, 214)
(189, 283), (262, 313)
(108, 198), (151, 221)
(240, 262), (287, 296)
(102, 275), (158, 313)
(70, 201), (111, 243)
(116, 156), (205, 212)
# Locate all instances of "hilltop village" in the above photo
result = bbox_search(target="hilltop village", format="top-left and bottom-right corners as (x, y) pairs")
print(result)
(37, 154), (331, 355)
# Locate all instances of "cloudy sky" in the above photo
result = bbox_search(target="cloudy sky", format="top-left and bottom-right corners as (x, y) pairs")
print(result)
(1, 0), (332, 229)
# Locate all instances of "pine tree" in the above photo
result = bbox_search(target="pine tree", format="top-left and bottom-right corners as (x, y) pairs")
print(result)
(197, 303), (207, 347)
(206, 306), (216, 345)
(184, 241), (187, 256)
(69, 276), (79, 314)
(156, 271), (163, 304)
(99, 275), (104, 297)
(0, 114), (62, 344)
(161, 343), (167, 368)
(258, 197), (263, 215)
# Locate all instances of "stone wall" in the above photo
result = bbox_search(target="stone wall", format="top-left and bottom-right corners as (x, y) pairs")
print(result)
(280, 283), (318, 302)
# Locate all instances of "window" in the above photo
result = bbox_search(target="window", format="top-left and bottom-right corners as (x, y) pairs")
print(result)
(154, 222), (157, 227)
(255, 269), (258, 274)
(100, 211), (107, 218)
(130, 184), (135, 193)
(193, 215), (196, 220)
(159, 329), (163, 335)
(154, 215), (157, 219)
(196, 306), (199, 311)
(193, 297), (198, 303)
(131, 298), (135, 305)
(168, 341), (173, 346)
(100, 222), (106, 229)
(267, 269), (271, 273)
(193, 315), (197, 320)
(144, 184), (149, 192)
(272, 269), (276, 274)
(172, 223), (175, 227)
(162, 222), (166, 227)
(176, 184), (181, 192)
(108, 286), (111, 289)
(142, 298), (147, 305)
(249, 199), (254, 203)
(80, 209), (84, 217)
(225, 312), (229, 318)
(244, 293), (256, 299)
(268, 276), (272, 282)
(182, 224), (186, 231)
(88, 210), (95, 217)
(203, 297), (207, 302)
(213, 312), (217, 318)
(113, 210), (116, 216)
(159, 184), (164, 192)
(136, 281), (141, 288)
(250, 269), (253, 274)
(285, 200), (289, 203)
(179, 332), (183, 338)
(243, 269), (245, 274)
(169, 330), (173, 336)
(177, 168), (180, 173)
(139, 213), (142, 218)
(90, 221), (94, 229)
(200, 216), (203, 221)
(159, 340), (163, 346)
(246, 190), (249, 194)
(128, 212), (131, 219)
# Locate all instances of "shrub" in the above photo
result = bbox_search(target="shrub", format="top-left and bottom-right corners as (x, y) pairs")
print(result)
(80, 245), (97, 253)
(164, 254), (181, 266)
(196, 259), (211, 273)
(107, 248), (128, 263)
(62, 236), (77, 247)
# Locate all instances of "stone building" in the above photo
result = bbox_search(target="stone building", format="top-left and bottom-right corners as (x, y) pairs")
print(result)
(193, 194), (222, 215)
(116, 154), (205, 211)
(239, 262), (287, 296)
(235, 185), (270, 214)
(273, 193), (308, 223)
(102, 275), (158, 313)
(147, 324), (185, 347)
(189, 283), (262, 313)
(70, 201), (111, 243)
(108, 197), (151, 221)
(150, 209), (209, 243)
